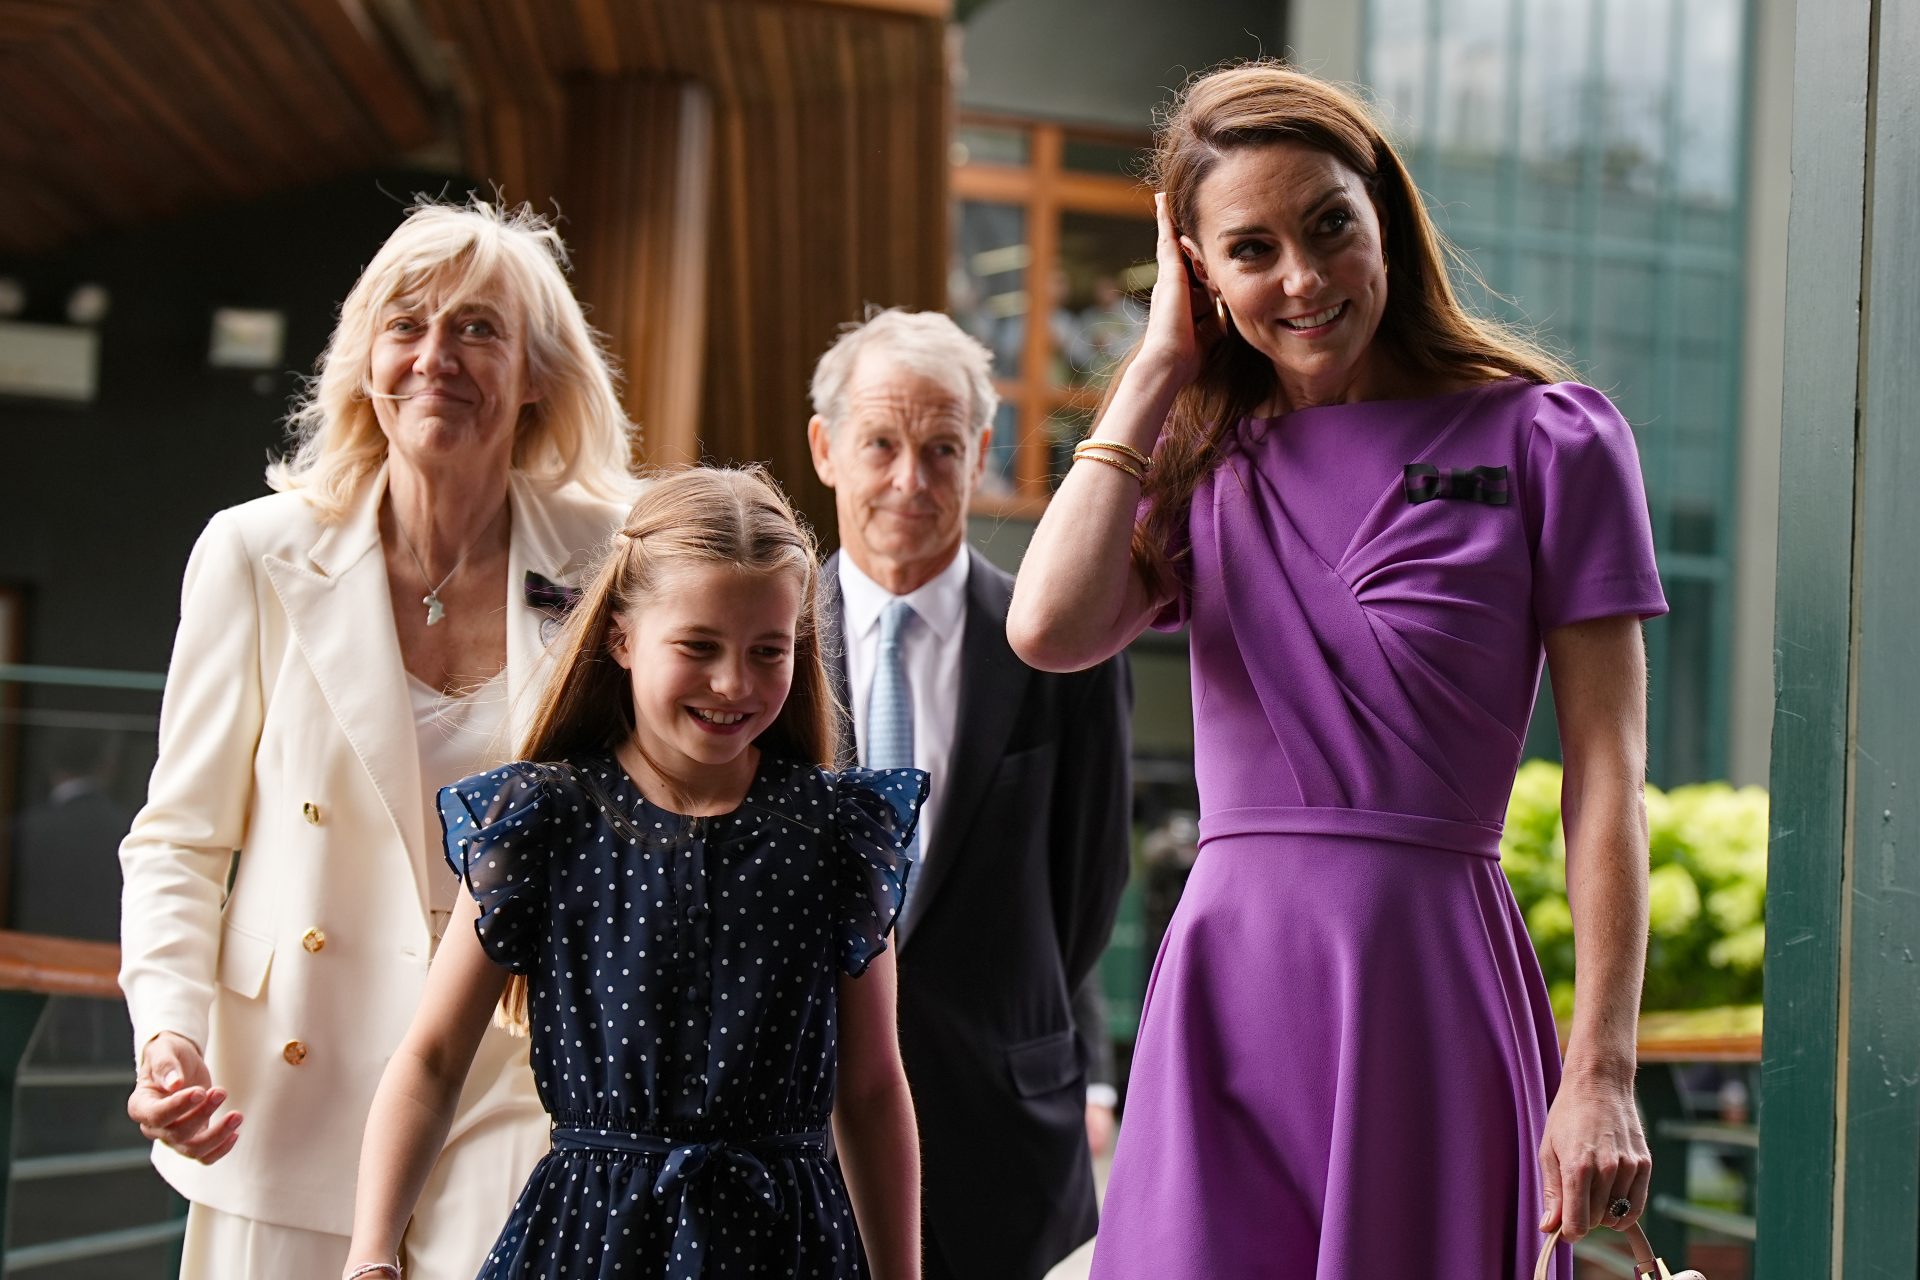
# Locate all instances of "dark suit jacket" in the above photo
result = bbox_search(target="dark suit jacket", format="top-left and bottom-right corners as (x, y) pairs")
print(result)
(825, 549), (1132, 1280)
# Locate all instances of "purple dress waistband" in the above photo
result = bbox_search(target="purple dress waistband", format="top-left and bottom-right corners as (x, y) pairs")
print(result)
(1198, 806), (1505, 859)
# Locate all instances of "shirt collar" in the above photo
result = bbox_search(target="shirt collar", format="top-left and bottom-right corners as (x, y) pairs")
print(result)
(838, 546), (971, 642)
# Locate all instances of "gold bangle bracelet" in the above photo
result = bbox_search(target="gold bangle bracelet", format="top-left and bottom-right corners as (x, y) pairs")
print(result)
(1074, 451), (1145, 483)
(1073, 438), (1152, 470)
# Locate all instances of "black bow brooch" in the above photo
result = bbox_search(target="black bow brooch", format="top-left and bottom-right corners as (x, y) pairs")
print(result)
(1403, 464), (1510, 506)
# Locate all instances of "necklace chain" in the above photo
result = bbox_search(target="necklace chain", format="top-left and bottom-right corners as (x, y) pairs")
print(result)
(392, 503), (503, 627)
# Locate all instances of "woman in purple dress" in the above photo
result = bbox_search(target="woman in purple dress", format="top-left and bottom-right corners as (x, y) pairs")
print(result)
(1008, 64), (1664, 1279)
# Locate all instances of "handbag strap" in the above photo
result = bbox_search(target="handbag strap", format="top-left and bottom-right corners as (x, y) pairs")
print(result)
(1532, 1222), (1669, 1280)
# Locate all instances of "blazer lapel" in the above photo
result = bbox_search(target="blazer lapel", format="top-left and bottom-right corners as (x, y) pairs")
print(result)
(897, 549), (1028, 945)
(504, 473), (596, 752)
(262, 469), (429, 911)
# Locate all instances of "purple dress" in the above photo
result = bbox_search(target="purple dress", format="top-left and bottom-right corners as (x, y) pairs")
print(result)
(1089, 381), (1667, 1280)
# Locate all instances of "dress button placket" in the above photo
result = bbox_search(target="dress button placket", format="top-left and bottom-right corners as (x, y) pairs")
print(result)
(664, 816), (716, 1114)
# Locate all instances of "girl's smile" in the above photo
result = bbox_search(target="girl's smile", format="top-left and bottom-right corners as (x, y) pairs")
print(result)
(610, 562), (803, 809)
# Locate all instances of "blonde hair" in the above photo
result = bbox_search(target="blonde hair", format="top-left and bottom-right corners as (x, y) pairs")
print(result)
(269, 199), (635, 517)
(1130, 61), (1578, 590)
(493, 466), (838, 1032)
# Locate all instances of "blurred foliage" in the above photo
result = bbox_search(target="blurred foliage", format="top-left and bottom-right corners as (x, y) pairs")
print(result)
(1499, 760), (1769, 1018)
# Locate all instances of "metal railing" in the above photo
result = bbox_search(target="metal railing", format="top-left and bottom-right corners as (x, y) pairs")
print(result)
(1572, 1027), (1761, 1277)
(0, 934), (185, 1276)
(0, 665), (181, 1275)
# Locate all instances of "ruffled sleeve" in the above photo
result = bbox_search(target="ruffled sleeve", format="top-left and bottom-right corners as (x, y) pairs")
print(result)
(437, 762), (556, 974)
(1523, 383), (1670, 630)
(829, 766), (929, 977)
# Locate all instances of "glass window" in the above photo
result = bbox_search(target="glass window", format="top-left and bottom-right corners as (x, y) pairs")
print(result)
(1433, 0), (1511, 161)
(1675, 0), (1744, 243)
(1660, 577), (1718, 783)
(980, 400), (1020, 499)
(1367, 0), (1434, 154)
(1062, 136), (1147, 179)
(949, 120), (1152, 501)
(1598, 0), (1673, 241)
(1054, 211), (1154, 390)
(952, 200), (1029, 381)
(1366, 0), (1751, 785)
(953, 122), (1028, 168)
(1516, 0), (1593, 232)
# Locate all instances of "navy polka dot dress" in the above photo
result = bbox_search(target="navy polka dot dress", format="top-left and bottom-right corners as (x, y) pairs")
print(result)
(438, 750), (927, 1279)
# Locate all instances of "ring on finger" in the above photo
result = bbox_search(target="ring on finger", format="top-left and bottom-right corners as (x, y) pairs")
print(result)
(1607, 1197), (1633, 1221)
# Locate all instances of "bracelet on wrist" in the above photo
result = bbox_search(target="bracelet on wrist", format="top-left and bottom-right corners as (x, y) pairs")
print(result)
(1073, 438), (1152, 472)
(1071, 450), (1145, 483)
(344, 1263), (401, 1280)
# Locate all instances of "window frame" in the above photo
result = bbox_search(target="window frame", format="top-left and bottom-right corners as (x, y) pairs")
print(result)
(952, 113), (1154, 518)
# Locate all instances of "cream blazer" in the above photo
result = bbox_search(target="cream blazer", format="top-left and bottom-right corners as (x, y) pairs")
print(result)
(119, 468), (626, 1236)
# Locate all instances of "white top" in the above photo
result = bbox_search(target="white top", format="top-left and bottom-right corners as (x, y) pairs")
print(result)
(838, 548), (969, 872)
(409, 667), (510, 931)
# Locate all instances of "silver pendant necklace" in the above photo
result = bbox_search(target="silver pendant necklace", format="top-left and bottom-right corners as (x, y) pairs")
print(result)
(393, 506), (501, 627)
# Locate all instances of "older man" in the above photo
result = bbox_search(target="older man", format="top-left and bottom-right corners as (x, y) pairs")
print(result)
(806, 309), (1132, 1280)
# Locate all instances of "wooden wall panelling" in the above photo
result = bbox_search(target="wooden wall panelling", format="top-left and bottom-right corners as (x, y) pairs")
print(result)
(692, 13), (949, 541)
(562, 76), (713, 467)
(567, 0), (623, 75)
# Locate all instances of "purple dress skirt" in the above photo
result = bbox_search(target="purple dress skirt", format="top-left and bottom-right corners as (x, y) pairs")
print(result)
(1088, 381), (1668, 1280)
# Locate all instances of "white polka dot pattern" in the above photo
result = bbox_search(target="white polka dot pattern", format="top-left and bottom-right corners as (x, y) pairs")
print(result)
(435, 752), (927, 1278)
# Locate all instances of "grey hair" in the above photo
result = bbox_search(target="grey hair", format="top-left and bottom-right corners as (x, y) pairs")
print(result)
(808, 308), (998, 437)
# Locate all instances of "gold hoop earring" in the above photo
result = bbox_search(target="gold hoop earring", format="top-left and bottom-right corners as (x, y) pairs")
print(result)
(1214, 294), (1228, 326)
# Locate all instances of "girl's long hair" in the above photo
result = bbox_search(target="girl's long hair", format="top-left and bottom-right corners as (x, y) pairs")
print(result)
(493, 465), (837, 1031)
(1130, 61), (1578, 592)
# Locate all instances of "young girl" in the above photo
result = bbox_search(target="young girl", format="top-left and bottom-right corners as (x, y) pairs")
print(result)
(343, 467), (924, 1280)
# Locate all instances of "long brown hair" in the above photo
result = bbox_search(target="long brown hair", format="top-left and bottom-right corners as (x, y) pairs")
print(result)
(493, 465), (837, 1031)
(1130, 61), (1578, 591)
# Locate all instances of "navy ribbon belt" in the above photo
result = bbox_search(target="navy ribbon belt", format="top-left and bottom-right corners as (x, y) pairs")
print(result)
(550, 1125), (826, 1275)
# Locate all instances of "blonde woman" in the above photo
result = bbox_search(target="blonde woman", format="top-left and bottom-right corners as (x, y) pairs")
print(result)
(119, 200), (635, 1279)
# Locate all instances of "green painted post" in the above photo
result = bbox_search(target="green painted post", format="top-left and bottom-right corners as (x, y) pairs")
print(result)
(1750, 0), (1867, 1269)
(0, 990), (47, 1258)
(1839, 0), (1920, 1268)
(1757, 0), (1920, 1275)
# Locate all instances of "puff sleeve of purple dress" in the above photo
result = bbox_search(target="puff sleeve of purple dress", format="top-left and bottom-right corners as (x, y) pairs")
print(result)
(1088, 380), (1667, 1280)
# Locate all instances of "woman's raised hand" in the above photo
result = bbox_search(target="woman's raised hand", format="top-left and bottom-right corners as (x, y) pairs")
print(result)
(1133, 193), (1213, 393)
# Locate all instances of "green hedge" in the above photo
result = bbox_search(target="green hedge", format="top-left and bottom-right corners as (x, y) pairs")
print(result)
(1499, 760), (1768, 1017)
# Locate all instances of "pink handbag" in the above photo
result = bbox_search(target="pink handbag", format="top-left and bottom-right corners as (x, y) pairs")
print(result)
(1532, 1222), (1706, 1280)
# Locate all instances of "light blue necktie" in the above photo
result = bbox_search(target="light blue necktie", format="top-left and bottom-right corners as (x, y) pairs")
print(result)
(866, 599), (920, 910)
(866, 599), (916, 771)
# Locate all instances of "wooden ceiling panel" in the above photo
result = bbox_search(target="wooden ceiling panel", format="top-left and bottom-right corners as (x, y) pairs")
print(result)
(0, 0), (435, 255)
(0, 1), (111, 51)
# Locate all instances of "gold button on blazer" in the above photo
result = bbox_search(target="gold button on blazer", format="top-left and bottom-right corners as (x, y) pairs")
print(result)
(118, 468), (628, 1239)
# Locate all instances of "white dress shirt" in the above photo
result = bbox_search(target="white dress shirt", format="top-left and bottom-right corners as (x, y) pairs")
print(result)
(838, 547), (969, 871)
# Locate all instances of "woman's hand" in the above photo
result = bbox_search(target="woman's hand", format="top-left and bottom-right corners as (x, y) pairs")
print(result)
(1133, 193), (1214, 393)
(127, 1031), (243, 1163)
(1538, 1065), (1652, 1241)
